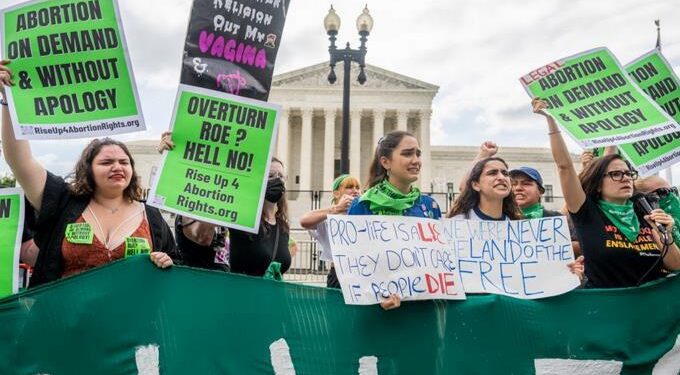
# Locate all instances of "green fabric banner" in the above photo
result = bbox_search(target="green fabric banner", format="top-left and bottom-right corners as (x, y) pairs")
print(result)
(520, 48), (679, 148)
(619, 49), (680, 176)
(1, 256), (679, 374)
(148, 84), (279, 233)
(1, 0), (145, 139)
(0, 188), (23, 298)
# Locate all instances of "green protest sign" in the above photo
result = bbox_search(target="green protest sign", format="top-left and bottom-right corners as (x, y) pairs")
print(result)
(617, 49), (680, 176)
(1, 0), (145, 139)
(148, 84), (279, 233)
(1, 257), (680, 374)
(0, 188), (24, 298)
(520, 47), (679, 148)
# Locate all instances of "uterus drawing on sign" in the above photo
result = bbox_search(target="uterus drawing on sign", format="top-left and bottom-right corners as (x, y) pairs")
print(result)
(216, 70), (247, 95)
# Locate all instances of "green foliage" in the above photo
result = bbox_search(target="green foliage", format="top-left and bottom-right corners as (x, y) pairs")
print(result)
(0, 175), (16, 188)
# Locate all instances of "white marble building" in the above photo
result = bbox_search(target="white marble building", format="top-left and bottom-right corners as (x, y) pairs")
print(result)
(128, 61), (580, 225)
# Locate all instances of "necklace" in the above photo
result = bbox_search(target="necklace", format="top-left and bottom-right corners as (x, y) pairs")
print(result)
(92, 199), (122, 214)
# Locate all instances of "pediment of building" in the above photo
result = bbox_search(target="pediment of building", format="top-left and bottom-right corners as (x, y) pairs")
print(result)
(272, 61), (439, 92)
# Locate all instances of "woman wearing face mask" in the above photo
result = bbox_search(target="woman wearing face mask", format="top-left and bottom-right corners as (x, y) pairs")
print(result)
(228, 157), (291, 277)
(348, 130), (442, 309)
(533, 98), (680, 288)
(0, 61), (176, 288)
(159, 133), (291, 277)
(300, 174), (362, 288)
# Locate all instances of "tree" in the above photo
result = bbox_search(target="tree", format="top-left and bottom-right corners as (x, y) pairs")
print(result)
(0, 174), (16, 188)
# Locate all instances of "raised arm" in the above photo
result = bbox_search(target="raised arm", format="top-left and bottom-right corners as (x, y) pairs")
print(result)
(300, 194), (354, 229)
(458, 141), (498, 192)
(532, 98), (585, 213)
(0, 60), (46, 211)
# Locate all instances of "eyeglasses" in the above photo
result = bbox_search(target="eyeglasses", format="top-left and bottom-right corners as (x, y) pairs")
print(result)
(653, 186), (679, 199)
(606, 170), (638, 182)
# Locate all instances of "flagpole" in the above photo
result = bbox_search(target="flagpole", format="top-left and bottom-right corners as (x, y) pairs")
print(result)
(655, 20), (674, 185)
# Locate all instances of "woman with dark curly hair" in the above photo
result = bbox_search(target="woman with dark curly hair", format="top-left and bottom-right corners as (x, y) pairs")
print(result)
(0, 60), (176, 288)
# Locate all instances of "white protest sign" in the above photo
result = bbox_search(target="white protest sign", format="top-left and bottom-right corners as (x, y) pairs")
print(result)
(326, 215), (466, 305)
(441, 217), (580, 299)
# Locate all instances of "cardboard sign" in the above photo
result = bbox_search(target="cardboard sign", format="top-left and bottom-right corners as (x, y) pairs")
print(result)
(326, 215), (466, 305)
(619, 50), (680, 176)
(520, 47), (678, 148)
(148, 84), (279, 233)
(441, 217), (580, 298)
(1, 0), (145, 139)
(180, 0), (290, 101)
(0, 188), (24, 298)
(325, 215), (580, 303)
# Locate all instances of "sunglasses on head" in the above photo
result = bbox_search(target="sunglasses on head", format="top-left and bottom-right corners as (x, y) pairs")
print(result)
(653, 186), (679, 199)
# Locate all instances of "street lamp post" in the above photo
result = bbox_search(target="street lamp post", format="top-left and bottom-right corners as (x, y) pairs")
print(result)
(324, 6), (374, 174)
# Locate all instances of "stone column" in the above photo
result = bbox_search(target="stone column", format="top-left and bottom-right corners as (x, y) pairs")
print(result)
(276, 108), (289, 170)
(350, 110), (362, 178)
(372, 109), (385, 149)
(299, 108), (313, 191)
(323, 108), (336, 189)
(419, 109), (432, 192)
(397, 110), (408, 132)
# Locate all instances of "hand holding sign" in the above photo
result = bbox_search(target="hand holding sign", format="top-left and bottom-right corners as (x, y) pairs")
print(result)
(0, 60), (13, 96)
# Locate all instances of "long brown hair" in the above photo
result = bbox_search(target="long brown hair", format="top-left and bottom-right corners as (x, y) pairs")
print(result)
(69, 138), (142, 201)
(579, 153), (636, 201)
(266, 157), (289, 233)
(366, 130), (415, 188)
(447, 157), (522, 219)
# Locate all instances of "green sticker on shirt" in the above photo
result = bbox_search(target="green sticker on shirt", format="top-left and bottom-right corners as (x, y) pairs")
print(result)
(125, 237), (151, 257)
(65, 223), (94, 245)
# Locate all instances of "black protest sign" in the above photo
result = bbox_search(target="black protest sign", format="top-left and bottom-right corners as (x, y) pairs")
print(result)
(180, 0), (290, 101)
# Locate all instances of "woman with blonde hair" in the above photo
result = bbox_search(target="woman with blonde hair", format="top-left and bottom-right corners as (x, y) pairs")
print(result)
(300, 174), (361, 288)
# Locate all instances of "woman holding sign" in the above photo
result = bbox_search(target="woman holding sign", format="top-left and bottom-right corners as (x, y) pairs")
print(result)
(532, 98), (680, 288)
(348, 130), (442, 309)
(0, 61), (176, 287)
(159, 133), (292, 277)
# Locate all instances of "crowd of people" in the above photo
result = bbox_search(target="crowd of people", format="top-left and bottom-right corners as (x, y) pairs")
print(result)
(1, 60), (679, 308)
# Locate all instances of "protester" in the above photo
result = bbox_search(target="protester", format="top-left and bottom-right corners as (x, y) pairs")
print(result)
(635, 176), (680, 244)
(300, 174), (361, 288)
(533, 98), (680, 288)
(447, 156), (522, 221)
(448, 145), (584, 279)
(159, 132), (291, 277)
(348, 130), (442, 309)
(0, 61), (175, 287)
(510, 166), (562, 219)
(174, 216), (230, 272)
(229, 157), (291, 277)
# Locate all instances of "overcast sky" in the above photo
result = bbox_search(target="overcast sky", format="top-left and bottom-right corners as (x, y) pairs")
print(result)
(1, 0), (679, 182)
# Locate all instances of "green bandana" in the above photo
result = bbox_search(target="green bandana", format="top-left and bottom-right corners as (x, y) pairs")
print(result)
(660, 193), (680, 241)
(521, 203), (544, 219)
(598, 200), (640, 242)
(263, 261), (283, 281)
(332, 174), (350, 191)
(359, 179), (420, 216)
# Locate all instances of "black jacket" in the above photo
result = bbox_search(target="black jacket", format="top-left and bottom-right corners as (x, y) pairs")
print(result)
(30, 172), (177, 288)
